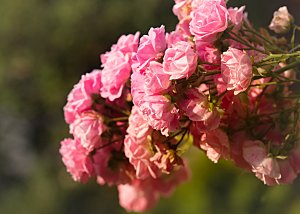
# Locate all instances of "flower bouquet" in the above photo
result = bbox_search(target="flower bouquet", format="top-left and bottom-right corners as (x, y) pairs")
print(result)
(59, 0), (300, 212)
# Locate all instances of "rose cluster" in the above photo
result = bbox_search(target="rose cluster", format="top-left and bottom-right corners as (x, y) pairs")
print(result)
(59, 0), (300, 212)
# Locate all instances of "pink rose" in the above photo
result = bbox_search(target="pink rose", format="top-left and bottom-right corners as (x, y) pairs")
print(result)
(134, 26), (167, 74)
(197, 43), (221, 70)
(100, 51), (131, 101)
(178, 88), (211, 121)
(199, 129), (230, 163)
(144, 61), (171, 95)
(172, 0), (192, 20)
(131, 71), (146, 107)
(242, 140), (268, 169)
(139, 95), (180, 136)
(228, 6), (246, 31)
(70, 110), (106, 152)
(127, 106), (150, 139)
(100, 32), (139, 101)
(221, 47), (253, 95)
(93, 141), (134, 186)
(110, 32), (140, 54)
(179, 88), (221, 130)
(163, 41), (198, 80)
(190, 0), (228, 43)
(269, 6), (293, 34)
(59, 138), (94, 183)
(124, 135), (160, 179)
(118, 179), (160, 212)
(64, 70), (102, 124)
(166, 27), (188, 48)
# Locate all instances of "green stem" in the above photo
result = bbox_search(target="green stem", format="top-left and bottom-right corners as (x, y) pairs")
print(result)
(109, 117), (129, 122)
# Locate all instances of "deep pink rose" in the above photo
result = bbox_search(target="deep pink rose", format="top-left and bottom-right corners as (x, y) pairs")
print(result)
(59, 138), (94, 183)
(70, 110), (106, 152)
(221, 47), (253, 95)
(190, 0), (228, 43)
(163, 41), (197, 80)
(64, 70), (102, 124)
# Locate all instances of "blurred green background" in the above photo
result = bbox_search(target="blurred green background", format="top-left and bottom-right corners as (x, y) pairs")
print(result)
(0, 0), (300, 213)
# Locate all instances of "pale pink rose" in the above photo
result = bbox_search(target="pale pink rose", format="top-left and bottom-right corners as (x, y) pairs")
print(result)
(70, 110), (106, 152)
(221, 47), (253, 95)
(242, 140), (285, 185)
(64, 69), (102, 124)
(242, 140), (268, 168)
(255, 159), (298, 186)
(139, 95), (180, 136)
(100, 51), (131, 101)
(199, 129), (230, 163)
(172, 0), (192, 20)
(59, 138), (94, 183)
(191, 0), (204, 10)
(127, 106), (150, 139)
(163, 41), (198, 80)
(118, 179), (160, 212)
(144, 61), (171, 95)
(228, 6), (246, 31)
(110, 32), (140, 54)
(135, 26), (167, 73)
(197, 43), (221, 70)
(93, 141), (134, 186)
(190, 0), (228, 43)
(269, 6), (293, 34)
(124, 135), (160, 179)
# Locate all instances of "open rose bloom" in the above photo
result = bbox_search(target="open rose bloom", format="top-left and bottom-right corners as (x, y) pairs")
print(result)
(59, 1), (300, 212)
